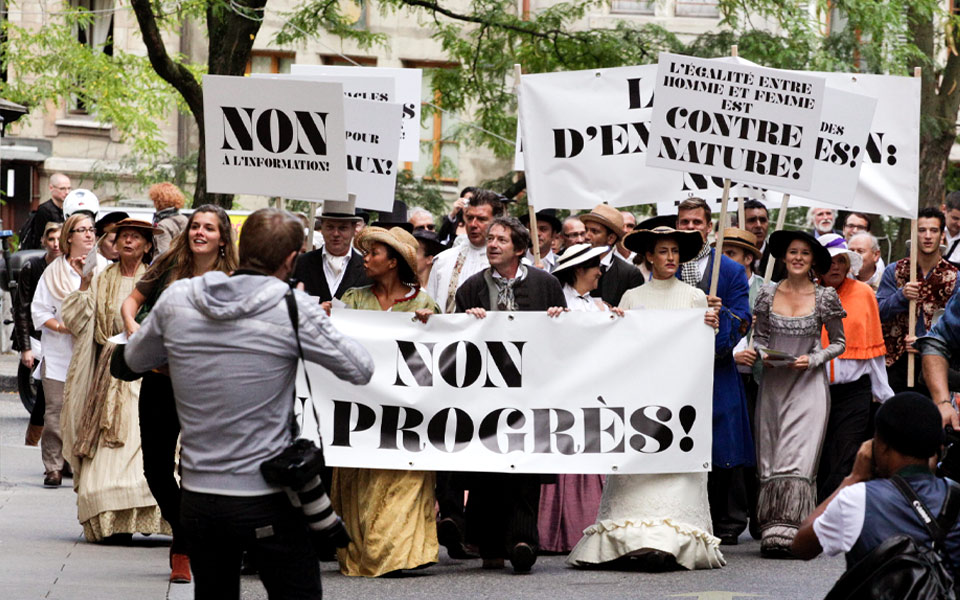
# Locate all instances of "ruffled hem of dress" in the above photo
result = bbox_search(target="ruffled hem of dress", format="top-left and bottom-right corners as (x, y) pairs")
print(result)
(81, 506), (171, 542)
(566, 518), (725, 570)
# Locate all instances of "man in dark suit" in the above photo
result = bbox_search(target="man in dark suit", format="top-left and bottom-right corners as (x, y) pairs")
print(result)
(455, 215), (566, 574)
(294, 198), (370, 301)
(677, 197), (754, 545)
(579, 204), (644, 306)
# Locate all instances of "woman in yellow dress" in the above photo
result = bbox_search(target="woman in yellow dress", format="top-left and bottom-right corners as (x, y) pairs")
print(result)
(330, 226), (440, 577)
(60, 219), (169, 542)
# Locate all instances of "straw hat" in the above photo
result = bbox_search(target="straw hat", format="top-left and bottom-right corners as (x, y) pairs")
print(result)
(818, 233), (863, 277)
(579, 204), (625, 240)
(553, 244), (610, 274)
(104, 218), (162, 237)
(622, 226), (704, 263)
(768, 230), (833, 275)
(713, 227), (761, 260)
(354, 226), (419, 277)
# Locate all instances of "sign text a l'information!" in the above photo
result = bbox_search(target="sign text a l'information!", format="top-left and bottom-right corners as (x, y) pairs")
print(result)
(203, 75), (348, 201)
(297, 310), (715, 475)
(646, 53), (826, 191)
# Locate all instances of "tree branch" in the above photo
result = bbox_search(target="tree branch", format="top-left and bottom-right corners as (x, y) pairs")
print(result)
(129, 0), (202, 121)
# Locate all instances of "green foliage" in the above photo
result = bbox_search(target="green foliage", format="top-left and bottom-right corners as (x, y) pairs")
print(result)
(395, 169), (448, 217)
(0, 5), (196, 158)
(87, 151), (200, 206)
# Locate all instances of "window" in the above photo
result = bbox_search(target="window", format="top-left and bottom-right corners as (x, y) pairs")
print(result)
(610, 0), (655, 15)
(320, 54), (377, 66)
(403, 66), (459, 183)
(71, 0), (114, 113)
(245, 51), (295, 75)
(675, 0), (719, 17)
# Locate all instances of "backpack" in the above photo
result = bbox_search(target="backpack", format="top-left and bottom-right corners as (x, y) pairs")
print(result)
(824, 475), (960, 600)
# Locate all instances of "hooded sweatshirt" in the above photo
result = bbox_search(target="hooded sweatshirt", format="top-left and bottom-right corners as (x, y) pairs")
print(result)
(125, 271), (374, 496)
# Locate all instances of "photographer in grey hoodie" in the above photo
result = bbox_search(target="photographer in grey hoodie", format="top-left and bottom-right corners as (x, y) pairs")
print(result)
(122, 208), (374, 599)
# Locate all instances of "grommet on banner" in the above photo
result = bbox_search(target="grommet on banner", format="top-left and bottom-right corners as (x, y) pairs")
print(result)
(595, 72), (601, 78)
(508, 314), (515, 321)
(703, 463), (710, 469)
(611, 465), (618, 471)
(408, 461), (414, 467)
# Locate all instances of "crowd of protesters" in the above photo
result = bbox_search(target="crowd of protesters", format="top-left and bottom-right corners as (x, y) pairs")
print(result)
(13, 174), (960, 598)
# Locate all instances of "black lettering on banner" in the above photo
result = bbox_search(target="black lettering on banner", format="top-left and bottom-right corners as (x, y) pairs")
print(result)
(394, 341), (435, 387)
(379, 405), (425, 451)
(582, 406), (626, 453)
(532, 408), (577, 455)
(402, 103), (416, 120)
(629, 406), (674, 453)
(479, 408), (527, 454)
(331, 400), (376, 447)
(658, 138), (802, 181)
(483, 341), (525, 388)
(864, 132), (898, 166)
(678, 405), (696, 452)
(220, 107), (329, 155)
(346, 155), (394, 176)
(626, 77), (655, 110)
(427, 407), (474, 453)
(438, 341), (483, 388)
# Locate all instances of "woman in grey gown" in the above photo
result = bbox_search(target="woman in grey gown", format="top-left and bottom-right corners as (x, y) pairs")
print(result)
(739, 230), (845, 557)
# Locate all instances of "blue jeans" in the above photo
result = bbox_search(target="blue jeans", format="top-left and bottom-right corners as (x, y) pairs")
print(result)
(181, 490), (321, 600)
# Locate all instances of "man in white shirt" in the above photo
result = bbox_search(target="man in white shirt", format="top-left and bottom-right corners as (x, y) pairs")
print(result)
(426, 190), (504, 313)
(293, 198), (369, 302)
(941, 191), (960, 266)
(792, 393), (960, 571)
(559, 216), (586, 251)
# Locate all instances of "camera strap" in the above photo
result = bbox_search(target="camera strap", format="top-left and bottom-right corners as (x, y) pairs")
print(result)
(284, 288), (322, 445)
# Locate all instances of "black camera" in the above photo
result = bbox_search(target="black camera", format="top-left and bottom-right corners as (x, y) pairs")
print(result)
(260, 439), (351, 551)
(938, 427), (960, 482)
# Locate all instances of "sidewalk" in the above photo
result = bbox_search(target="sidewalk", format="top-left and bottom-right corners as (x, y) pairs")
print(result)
(0, 352), (22, 393)
(0, 394), (190, 600)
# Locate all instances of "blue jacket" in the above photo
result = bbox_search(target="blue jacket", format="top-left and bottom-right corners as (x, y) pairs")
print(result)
(678, 249), (755, 468)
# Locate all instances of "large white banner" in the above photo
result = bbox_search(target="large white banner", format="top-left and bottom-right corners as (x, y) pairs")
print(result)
(203, 75), (348, 201)
(518, 65), (851, 211)
(299, 310), (715, 474)
(646, 53), (826, 190)
(291, 64), (422, 162)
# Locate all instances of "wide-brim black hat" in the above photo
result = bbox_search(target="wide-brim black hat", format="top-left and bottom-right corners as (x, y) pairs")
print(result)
(520, 208), (562, 233)
(622, 226), (703, 263)
(96, 211), (129, 237)
(768, 229), (833, 275)
(636, 214), (677, 231)
(413, 229), (447, 256)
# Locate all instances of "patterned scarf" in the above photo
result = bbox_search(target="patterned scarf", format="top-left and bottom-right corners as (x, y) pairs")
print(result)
(492, 265), (527, 311)
(680, 242), (711, 287)
(882, 257), (958, 366)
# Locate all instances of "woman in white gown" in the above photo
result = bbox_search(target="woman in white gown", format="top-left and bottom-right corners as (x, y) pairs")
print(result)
(568, 226), (725, 571)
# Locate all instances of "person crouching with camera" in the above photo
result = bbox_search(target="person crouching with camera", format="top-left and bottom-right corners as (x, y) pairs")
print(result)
(115, 208), (374, 599)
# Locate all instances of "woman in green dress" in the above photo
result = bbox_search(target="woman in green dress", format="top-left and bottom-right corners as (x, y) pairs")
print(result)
(330, 226), (440, 577)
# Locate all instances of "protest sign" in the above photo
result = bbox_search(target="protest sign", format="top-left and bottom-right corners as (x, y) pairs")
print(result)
(253, 74), (402, 210)
(341, 98), (403, 210)
(202, 75), (347, 201)
(298, 310), (714, 474)
(519, 65), (690, 210)
(291, 64), (422, 162)
(646, 53), (826, 191)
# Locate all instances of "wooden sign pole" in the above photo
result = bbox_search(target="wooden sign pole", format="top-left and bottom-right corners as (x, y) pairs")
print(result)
(514, 62), (543, 268)
(908, 66), (921, 388)
(710, 179), (732, 297)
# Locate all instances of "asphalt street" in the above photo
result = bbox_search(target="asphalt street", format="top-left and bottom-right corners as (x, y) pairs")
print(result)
(0, 390), (846, 600)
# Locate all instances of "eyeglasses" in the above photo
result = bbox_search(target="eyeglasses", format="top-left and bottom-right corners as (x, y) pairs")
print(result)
(70, 227), (95, 234)
(414, 224), (435, 231)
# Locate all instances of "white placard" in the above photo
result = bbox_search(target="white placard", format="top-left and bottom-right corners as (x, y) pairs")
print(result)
(299, 310), (714, 474)
(646, 53), (826, 191)
(202, 75), (347, 201)
(654, 59), (918, 219)
(342, 98), (403, 211)
(252, 72), (396, 106)
(518, 65), (691, 210)
(291, 64), (422, 162)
